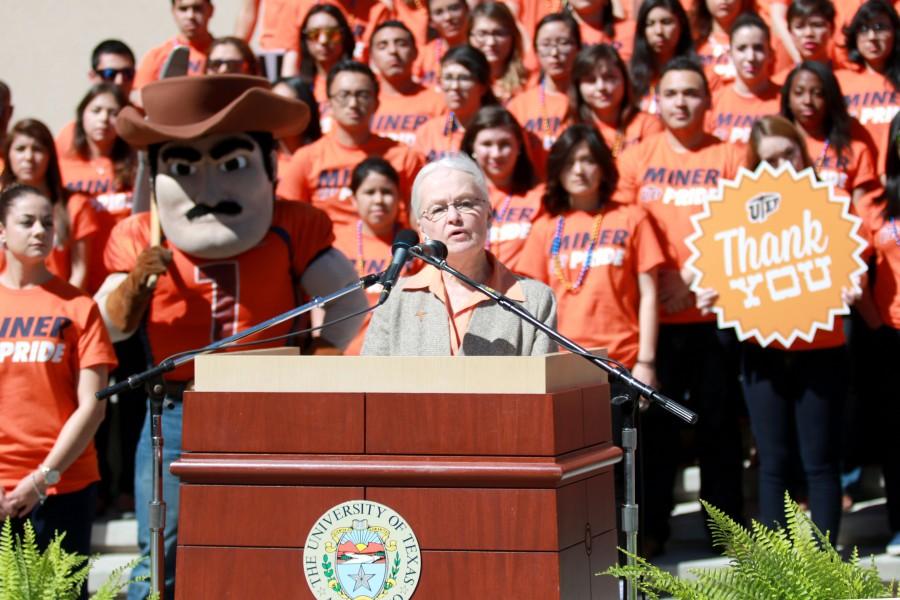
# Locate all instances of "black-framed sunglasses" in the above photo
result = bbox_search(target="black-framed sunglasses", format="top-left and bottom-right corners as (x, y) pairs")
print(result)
(95, 67), (136, 82)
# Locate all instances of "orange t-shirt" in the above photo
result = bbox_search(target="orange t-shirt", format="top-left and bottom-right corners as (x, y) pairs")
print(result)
(54, 120), (76, 157)
(870, 211), (900, 328)
(392, 0), (430, 49)
(399, 255), (526, 355)
(616, 131), (744, 323)
(837, 67), (900, 173)
(372, 85), (445, 147)
(486, 183), (545, 273)
(277, 131), (426, 228)
(577, 18), (636, 63)
(59, 154), (134, 294)
(592, 111), (665, 161)
(412, 114), (466, 163)
(104, 201), (334, 381)
(507, 80), (570, 152)
(0, 194), (98, 288)
(804, 120), (879, 202)
(134, 36), (210, 90)
(332, 221), (421, 355)
(0, 277), (117, 495)
(517, 203), (665, 365)
(707, 83), (782, 144)
(697, 32), (735, 90)
(413, 38), (454, 88)
(257, 0), (304, 50)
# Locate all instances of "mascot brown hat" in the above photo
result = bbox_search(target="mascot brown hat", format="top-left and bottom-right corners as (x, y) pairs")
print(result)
(116, 74), (310, 148)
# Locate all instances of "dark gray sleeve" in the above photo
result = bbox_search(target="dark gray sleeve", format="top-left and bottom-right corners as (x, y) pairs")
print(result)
(298, 248), (369, 350)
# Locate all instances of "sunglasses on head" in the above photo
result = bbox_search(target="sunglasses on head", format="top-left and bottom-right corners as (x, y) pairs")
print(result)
(95, 67), (136, 81)
(304, 27), (342, 43)
(207, 58), (247, 73)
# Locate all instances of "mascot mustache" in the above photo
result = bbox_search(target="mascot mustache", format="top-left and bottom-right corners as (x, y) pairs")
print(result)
(185, 200), (243, 220)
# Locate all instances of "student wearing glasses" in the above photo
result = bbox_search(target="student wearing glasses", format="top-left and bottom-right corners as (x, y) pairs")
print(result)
(362, 154), (557, 357)
(278, 60), (425, 229)
(467, 2), (530, 104)
(414, 46), (499, 162)
(284, 4), (355, 133)
(55, 40), (136, 155)
(508, 13), (582, 153)
(837, 0), (900, 176)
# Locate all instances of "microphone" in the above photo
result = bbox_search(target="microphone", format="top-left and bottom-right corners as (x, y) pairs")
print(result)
(379, 229), (419, 304)
(415, 239), (448, 260)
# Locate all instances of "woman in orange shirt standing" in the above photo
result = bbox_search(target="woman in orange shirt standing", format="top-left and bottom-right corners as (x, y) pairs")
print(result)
(518, 124), (665, 382)
(1, 120), (96, 291)
(837, 0), (900, 173)
(707, 14), (782, 144)
(781, 61), (880, 209)
(565, 0), (636, 61)
(629, 0), (696, 114)
(692, 0), (755, 90)
(414, 45), (499, 162)
(508, 13), (582, 152)
(461, 105), (543, 273)
(571, 44), (664, 161)
(0, 184), (116, 582)
(467, 2), (530, 104)
(415, 0), (471, 87)
(59, 83), (134, 296)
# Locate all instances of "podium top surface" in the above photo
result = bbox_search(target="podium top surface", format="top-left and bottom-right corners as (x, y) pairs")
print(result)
(194, 350), (607, 394)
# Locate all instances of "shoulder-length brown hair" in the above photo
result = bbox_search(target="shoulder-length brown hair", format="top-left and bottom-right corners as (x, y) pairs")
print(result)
(570, 44), (638, 131)
(467, 2), (528, 101)
(460, 105), (535, 195)
(543, 124), (618, 216)
(72, 82), (135, 192)
(1, 119), (71, 244)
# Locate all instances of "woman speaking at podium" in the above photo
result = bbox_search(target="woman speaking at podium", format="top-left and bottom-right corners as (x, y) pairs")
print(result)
(362, 154), (558, 356)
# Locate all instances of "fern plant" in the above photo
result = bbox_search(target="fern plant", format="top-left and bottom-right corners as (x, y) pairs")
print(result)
(602, 493), (898, 599)
(0, 517), (146, 600)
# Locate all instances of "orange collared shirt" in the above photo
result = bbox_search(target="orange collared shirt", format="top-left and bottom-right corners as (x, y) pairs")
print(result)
(400, 255), (525, 355)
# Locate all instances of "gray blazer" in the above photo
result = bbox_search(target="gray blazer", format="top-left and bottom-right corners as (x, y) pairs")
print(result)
(361, 275), (558, 356)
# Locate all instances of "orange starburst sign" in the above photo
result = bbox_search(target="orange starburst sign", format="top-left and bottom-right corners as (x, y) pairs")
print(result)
(685, 163), (868, 348)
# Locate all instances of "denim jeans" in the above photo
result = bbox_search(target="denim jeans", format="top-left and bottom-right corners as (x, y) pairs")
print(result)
(742, 344), (844, 544)
(127, 393), (183, 600)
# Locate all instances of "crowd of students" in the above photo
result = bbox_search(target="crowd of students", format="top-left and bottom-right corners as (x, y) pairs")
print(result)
(1, 0), (900, 595)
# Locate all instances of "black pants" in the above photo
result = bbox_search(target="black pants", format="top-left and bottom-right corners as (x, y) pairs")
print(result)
(866, 325), (900, 532)
(10, 483), (98, 600)
(742, 343), (844, 544)
(641, 322), (745, 546)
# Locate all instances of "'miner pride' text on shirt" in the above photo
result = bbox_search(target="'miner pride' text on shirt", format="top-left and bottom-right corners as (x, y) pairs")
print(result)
(640, 166), (723, 206)
(0, 316), (71, 363)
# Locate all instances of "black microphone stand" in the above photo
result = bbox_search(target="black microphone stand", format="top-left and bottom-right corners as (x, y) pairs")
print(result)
(409, 247), (698, 600)
(95, 272), (382, 599)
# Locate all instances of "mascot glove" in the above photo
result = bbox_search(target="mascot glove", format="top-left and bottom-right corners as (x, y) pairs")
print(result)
(106, 246), (173, 333)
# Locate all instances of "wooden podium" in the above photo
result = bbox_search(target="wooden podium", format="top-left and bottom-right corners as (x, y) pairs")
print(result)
(172, 351), (622, 599)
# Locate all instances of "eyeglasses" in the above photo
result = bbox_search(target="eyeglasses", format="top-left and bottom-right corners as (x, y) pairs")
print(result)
(206, 59), (246, 73)
(95, 67), (136, 82)
(420, 198), (486, 222)
(304, 27), (342, 43)
(440, 74), (477, 88)
(536, 39), (576, 56)
(471, 29), (512, 42)
(858, 22), (892, 34)
(330, 90), (375, 106)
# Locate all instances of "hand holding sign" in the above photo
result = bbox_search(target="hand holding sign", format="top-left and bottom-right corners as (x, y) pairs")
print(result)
(685, 163), (868, 348)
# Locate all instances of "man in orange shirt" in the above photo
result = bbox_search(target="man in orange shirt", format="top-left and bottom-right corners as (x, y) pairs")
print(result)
(616, 56), (746, 557)
(97, 75), (367, 599)
(132, 0), (215, 101)
(278, 60), (426, 228)
(369, 20), (445, 146)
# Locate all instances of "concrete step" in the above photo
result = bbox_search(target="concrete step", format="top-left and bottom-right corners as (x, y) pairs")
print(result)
(91, 516), (139, 554)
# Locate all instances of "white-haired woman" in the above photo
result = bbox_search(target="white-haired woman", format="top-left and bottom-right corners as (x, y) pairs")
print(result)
(362, 155), (558, 356)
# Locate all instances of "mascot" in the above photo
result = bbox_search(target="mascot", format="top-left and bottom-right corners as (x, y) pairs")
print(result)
(95, 74), (367, 599)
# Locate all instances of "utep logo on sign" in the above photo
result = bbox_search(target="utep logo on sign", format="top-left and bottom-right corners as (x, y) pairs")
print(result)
(684, 163), (867, 348)
(303, 501), (422, 600)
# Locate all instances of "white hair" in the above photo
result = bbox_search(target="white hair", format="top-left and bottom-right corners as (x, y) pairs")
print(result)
(410, 153), (490, 218)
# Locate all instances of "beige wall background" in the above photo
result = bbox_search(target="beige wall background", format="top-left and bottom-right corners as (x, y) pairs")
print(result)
(1, 1), (245, 135)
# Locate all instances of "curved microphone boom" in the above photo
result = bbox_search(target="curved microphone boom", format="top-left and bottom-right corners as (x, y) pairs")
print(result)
(378, 229), (419, 304)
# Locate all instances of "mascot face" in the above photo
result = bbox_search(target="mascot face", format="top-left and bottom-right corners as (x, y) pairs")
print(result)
(154, 132), (274, 259)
